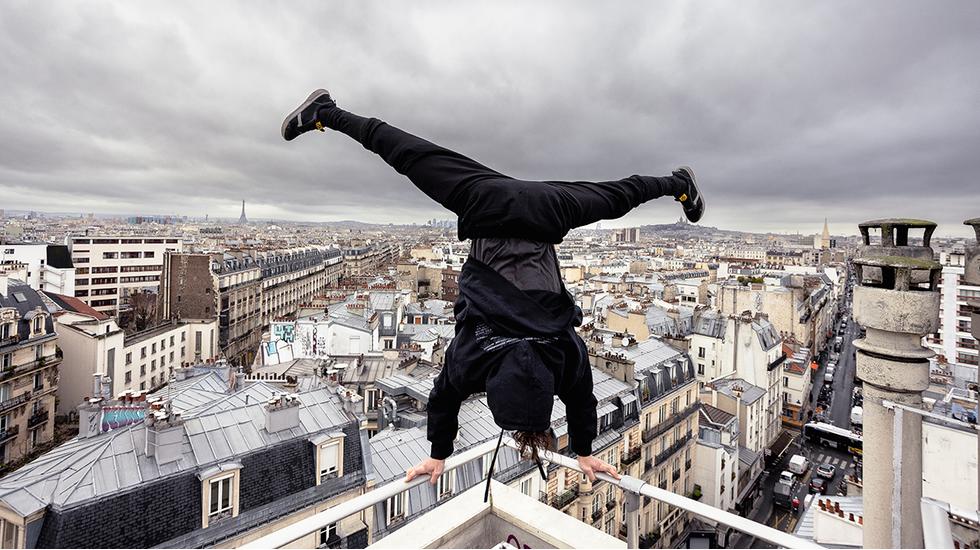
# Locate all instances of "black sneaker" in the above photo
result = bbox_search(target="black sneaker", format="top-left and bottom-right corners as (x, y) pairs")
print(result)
(674, 166), (705, 223)
(281, 89), (335, 141)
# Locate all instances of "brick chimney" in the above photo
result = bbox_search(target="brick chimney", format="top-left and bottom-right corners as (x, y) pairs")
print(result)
(853, 218), (941, 549)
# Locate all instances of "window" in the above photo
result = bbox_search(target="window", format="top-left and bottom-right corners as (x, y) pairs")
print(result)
(385, 492), (406, 524)
(141, 347), (147, 359)
(318, 442), (340, 482)
(33, 372), (42, 391)
(125, 352), (132, 365)
(144, 251), (155, 258)
(783, 376), (789, 387)
(152, 343), (156, 354)
(160, 338), (166, 349)
(437, 471), (455, 500)
(103, 252), (118, 259)
(1, 518), (19, 549)
(140, 365), (146, 376)
(208, 475), (234, 518)
(125, 371), (132, 384)
(698, 346), (705, 358)
(365, 389), (378, 411)
(318, 523), (338, 548)
(170, 335), (175, 346)
(151, 359), (156, 371)
(520, 476), (532, 496)
(593, 494), (602, 514)
(0, 354), (9, 370)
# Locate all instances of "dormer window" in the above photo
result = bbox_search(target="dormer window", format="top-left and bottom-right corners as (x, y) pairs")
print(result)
(312, 432), (346, 485)
(33, 316), (43, 335)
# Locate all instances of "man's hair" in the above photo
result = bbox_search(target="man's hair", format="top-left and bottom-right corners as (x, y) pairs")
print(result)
(513, 430), (553, 464)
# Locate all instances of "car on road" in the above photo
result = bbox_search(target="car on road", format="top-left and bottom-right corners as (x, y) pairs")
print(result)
(816, 463), (837, 479)
(780, 470), (795, 483)
(809, 477), (827, 494)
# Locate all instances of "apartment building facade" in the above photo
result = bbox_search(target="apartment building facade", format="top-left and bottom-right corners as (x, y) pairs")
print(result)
(259, 247), (343, 326)
(927, 250), (979, 381)
(160, 249), (343, 367)
(0, 277), (59, 468)
(50, 298), (218, 414)
(0, 243), (75, 296)
(69, 235), (184, 316)
(692, 404), (740, 513)
(590, 335), (701, 546)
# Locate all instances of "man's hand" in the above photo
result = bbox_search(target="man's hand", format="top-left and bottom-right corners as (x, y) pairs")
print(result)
(577, 455), (621, 483)
(405, 457), (445, 485)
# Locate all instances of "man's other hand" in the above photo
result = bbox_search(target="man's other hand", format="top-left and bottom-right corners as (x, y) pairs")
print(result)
(577, 455), (621, 483)
(405, 457), (446, 485)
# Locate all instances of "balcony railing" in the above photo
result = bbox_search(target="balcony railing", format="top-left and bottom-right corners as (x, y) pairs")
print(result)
(643, 459), (653, 472)
(672, 469), (681, 482)
(640, 403), (700, 444)
(240, 435), (823, 550)
(551, 486), (579, 509)
(0, 391), (31, 413)
(621, 446), (642, 466)
(0, 425), (19, 441)
(591, 508), (603, 521)
(27, 409), (49, 429)
(655, 433), (693, 465)
(605, 498), (616, 511)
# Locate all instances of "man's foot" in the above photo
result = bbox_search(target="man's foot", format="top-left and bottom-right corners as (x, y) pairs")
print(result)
(281, 89), (335, 141)
(673, 166), (705, 223)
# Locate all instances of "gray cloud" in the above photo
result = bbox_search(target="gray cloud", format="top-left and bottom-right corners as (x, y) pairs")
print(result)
(1, 0), (978, 236)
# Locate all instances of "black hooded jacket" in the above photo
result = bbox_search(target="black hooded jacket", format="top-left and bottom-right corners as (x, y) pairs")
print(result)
(426, 256), (598, 460)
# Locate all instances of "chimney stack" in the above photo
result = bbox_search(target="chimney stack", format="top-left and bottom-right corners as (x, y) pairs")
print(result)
(853, 218), (941, 549)
(145, 405), (185, 464)
(264, 392), (301, 433)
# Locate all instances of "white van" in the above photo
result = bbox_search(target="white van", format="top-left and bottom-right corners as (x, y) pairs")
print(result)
(850, 406), (863, 426)
(788, 454), (809, 475)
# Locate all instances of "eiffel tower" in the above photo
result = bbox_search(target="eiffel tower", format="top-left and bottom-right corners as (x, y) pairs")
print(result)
(239, 200), (248, 224)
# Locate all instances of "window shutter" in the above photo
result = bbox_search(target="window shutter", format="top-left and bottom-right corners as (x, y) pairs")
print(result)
(320, 443), (339, 475)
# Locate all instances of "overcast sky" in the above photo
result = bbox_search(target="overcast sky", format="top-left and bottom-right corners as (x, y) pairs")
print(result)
(1, 1), (978, 236)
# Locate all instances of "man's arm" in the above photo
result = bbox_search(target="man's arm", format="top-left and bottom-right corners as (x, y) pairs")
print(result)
(558, 366), (598, 457)
(426, 368), (468, 460)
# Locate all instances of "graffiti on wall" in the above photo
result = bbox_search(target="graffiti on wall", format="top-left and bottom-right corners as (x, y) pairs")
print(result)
(272, 322), (295, 343)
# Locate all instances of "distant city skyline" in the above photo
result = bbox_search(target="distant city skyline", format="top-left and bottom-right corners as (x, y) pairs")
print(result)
(1, 2), (978, 235)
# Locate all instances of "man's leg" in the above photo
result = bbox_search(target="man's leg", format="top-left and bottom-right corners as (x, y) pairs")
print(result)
(318, 104), (510, 213)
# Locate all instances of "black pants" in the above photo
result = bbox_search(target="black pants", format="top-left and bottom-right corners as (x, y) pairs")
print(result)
(323, 107), (679, 244)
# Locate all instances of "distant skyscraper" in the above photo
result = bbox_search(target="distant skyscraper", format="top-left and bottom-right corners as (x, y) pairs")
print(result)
(239, 200), (248, 224)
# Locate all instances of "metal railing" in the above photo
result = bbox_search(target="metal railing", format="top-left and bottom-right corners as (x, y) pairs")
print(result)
(242, 437), (823, 549)
(641, 402), (700, 443)
(0, 391), (31, 413)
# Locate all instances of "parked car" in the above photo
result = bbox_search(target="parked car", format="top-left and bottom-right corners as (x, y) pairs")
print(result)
(809, 477), (827, 494)
(816, 463), (837, 479)
(780, 470), (795, 483)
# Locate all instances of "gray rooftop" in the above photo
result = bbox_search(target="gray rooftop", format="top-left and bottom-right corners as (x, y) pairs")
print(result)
(0, 388), (354, 516)
(711, 377), (766, 405)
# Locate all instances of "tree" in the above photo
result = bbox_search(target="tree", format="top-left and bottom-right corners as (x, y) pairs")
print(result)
(123, 290), (158, 332)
